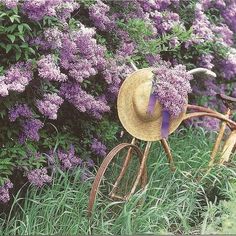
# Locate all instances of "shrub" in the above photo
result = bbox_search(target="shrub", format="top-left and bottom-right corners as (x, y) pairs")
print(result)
(0, 0), (235, 203)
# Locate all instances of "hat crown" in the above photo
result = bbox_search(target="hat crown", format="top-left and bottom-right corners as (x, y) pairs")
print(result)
(132, 81), (162, 122)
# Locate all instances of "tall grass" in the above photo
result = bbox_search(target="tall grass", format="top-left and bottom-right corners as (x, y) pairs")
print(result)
(1, 127), (236, 235)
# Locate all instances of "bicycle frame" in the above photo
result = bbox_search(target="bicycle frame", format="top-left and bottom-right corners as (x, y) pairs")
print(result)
(87, 66), (236, 216)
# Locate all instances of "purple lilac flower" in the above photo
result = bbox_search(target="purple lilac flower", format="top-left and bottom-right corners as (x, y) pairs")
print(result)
(91, 138), (107, 157)
(19, 118), (43, 143)
(56, 145), (82, 170)
(213, 24), (234, 46)
(219, 49), (236, 80)
(37, 55), (68, 82)
(60, 82), (110, 119)
(27, 168), (52, 188)
(152, 64), (193, 117)
(150, 10), (180, 34)
(89, 0), (115, 31)
(36, 93), (64, 120)
(117, 42), (136, 57)
(222, 2), (236, 32)
(198, 54), (214, 70)
(0, 78), (9, 97)
(198, 117), (220, 131)
(102, 59), (133, 98)
(22, 0), (79, 21)
(0, 0), (18, 9)
(0, 180), (13, 204)
(56, 1), (80, 21)
(145, 54), (162, 66)
(8, 104), (33, 122)
(2, 62), (33, 93)
(86, 158), (95, 168)
(59, 26), (106, 82)
(80, 170), (93, 182)
(43, 27), (64, 49)
(192, 7), (214, 43)
(169, 37), (179, 48)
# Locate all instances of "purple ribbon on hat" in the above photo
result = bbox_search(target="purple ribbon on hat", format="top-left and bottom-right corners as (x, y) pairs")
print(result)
(147, 89), (170, 139)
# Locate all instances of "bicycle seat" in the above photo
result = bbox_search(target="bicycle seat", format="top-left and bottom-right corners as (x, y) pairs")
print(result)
(216, 93), (236, 109)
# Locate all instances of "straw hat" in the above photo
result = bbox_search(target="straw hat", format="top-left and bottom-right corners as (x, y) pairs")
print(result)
(117, 68), (187, 141)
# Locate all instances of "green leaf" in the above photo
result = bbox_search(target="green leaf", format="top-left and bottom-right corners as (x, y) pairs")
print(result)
(18, 24), (24, 34)
(9, 15), (20, 23)
(0, 42), (5, 49)
(22, 23), (31, 31)
(5, 44), (12, 53)
(16, 51), (21, 60)
(28, 47), (35, 54)
(6, 24), (17, 33)
(7, 34), (15, 43)
(0, 13), (7, 18)
(18, 34), (25, 42)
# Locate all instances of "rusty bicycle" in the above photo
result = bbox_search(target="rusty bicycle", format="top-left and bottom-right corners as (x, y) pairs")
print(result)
(88, 65), (236, 216)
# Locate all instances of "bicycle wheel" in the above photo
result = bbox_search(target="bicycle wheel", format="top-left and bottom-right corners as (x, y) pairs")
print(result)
(88, 142), (146, 216)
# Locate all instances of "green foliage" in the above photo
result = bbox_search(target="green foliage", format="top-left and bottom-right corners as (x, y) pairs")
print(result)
(77, 0), (96, 7)
(202, 183), (236, 234)
(2, 128), (236, 235)
(0, 6), (39, 65)
(117, 18), (193, 68)
(117, 19), (153, 43)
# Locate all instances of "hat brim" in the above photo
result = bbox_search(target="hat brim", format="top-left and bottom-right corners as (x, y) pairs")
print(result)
(117, 68), (187, 141)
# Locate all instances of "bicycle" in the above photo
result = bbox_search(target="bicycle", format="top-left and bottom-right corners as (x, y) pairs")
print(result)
(87, 65), (236, 216)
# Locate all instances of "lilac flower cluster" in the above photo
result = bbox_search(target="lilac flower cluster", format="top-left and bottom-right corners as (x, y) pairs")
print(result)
(0, 180), (13, 204)
(102, 59), (133, 97)
(222, 2), (236, 32)
(59, 25), (106, 82)
(89, 0), (115, 31)
(152, 64), (193, 117)
(0, 78), (9, 97)
(27, 168), (52, 188)
(91, 138), (107, 157)
(8, 104), (33, 122)
(30, 27), (63, 51)
(0, 0), (18, 9)
(37, 55), (68, 82)
(198, 54), (214, 70)
(220, 49), (236, 80)
(48, 145), (82, 170)
(36, 93), (64, 120)
(0, 62), (33, 96)
(60, 82), (110, 119)
(19, 118), (44, 143)
(22, 0), (79, 21)
(150, 10), (180, 34)
(57, 146), (82, 170)
(8, 104), (43, 143)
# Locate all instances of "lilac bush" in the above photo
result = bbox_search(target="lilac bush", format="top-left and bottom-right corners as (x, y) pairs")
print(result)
(27, 168), (52, 188)
(0, 0), (236, 203)
(0, 180), (13, 204)
(152, 63), (193, 117)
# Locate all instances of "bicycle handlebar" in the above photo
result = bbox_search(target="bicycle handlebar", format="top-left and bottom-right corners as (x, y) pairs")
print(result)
(188, 68), (216, 77)
(129, 61), (217, 78)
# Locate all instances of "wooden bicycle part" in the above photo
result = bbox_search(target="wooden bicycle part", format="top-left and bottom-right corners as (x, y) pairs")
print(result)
(87, 142), (144, 217)
(160, 139), (176, 171)
(184, 112), (236, 128)
(209, 109), (231, 166)
(126, 141), (152, 200)
(187, 104), (221, 114)
(220, 130), (236, 164)
(185, 105), (236, 166)
(109, 138), (136, 199)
